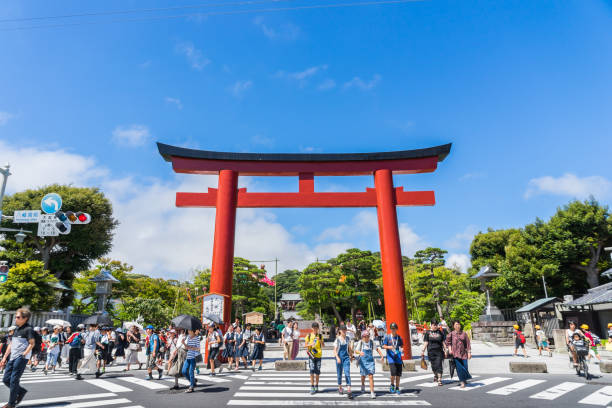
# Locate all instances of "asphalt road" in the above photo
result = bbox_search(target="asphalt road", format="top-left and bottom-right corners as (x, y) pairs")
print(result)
(2, 364), (611, 408)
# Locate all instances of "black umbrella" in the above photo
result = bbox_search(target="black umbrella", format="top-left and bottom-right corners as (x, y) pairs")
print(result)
(82, 314), (112, 326)
(171, 315), (203, 331)
(202, 313), (223, 324)
(448, 357), (456, 379)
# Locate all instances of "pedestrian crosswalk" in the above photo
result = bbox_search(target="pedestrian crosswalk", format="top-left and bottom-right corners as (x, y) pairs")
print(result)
(226, 371), (612, 407)
(1, 392), (140, 408)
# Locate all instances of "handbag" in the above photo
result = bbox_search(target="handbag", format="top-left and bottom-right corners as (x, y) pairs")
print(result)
(128, 343), (139, 351)
(420, 356), (428, 370)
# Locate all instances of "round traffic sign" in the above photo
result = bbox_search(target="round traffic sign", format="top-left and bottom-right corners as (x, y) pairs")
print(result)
(41, 193), (62, 214)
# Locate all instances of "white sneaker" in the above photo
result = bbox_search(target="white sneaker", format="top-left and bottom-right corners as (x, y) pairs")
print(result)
(371, 392), (376, 399)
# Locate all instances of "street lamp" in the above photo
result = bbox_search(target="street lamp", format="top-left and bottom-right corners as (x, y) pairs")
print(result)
(0, 164), (10, 220)
(0, 227), (32, 243)
(473, 265), (504, 321)
(89, 269), (119, 314)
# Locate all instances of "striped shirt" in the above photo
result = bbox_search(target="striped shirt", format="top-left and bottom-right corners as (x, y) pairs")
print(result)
(185, 335), (201, 359)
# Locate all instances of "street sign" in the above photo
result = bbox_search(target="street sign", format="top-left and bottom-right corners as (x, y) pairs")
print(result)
(37, 214), (59, 237)
(41, 193), (62, 214)
(0, 262), (8, 284)
(13, 210), (41, 223)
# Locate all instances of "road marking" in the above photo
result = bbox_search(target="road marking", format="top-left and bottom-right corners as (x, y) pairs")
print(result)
(399, 374), (438, 384)
(239, 386), (404, 391)
(233, 392), (416, 399)
(195, 374), (230, 383)
(251, 374), (385, 377)
(219, 373), (250, 379)
(245, 381), (366, 386)
(449, 377), (510, 391)
(487, 379), (547, 396)
(228, 400), (430, 406)
(529, 381), (585, 400)
(85, 379), (133, 392)
(20, 377), (74, 384)
(45, 398), (132, 408)
(1, 393), (116, 407)
(162, 377), (192, 386)
(118, 377), (169, 389)
(578, 386), (612, 406)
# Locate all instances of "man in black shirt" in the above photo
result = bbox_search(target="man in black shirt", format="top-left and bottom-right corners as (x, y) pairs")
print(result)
(0, 308), (36, 408)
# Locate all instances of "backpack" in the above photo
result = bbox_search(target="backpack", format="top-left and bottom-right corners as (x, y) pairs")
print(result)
(517, 330), (526, 344)
(592, 334), (601, 345)
(32, 331), (43, 354)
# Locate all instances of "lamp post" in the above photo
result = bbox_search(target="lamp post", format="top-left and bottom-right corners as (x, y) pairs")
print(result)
(473, 265), (504, 321)
(0, 164), (10, 220)
(89, 270), (119, 314)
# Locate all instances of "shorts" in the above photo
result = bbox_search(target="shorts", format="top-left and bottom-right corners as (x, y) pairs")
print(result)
(389, 362), (403, 377)
(538, 341), (549, 348)
(208, 347), (219, 362)
(146, 353), (158, 370)
(515, 340), (525, 349)
(308, 357), (321, 375)
(590, 346), (599, 355)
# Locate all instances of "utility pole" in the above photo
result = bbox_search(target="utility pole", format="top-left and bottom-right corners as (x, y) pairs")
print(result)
(252, 258), (280, 321)
(542, 275), (549, 298)
(0, 164), (11, 220)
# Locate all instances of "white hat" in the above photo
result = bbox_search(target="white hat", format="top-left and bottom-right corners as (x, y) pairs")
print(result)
(33, 326), (40, 331)
(53, 325), (61, 330)
(77, 324), (85, 329)
(8, 326), (16, 331)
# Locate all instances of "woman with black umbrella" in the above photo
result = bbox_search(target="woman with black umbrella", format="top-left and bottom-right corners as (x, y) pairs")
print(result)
(181, 329), (200, 393)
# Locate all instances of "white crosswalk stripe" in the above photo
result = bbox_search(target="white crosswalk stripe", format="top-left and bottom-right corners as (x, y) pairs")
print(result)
(2, 392), (135, 408)
(228, 401), (430, 406)
(448, 377), (510, 391)
(487, 379), (547, 395)
(577, 385), (612, 406)
(118, 376), (169, 390)
(85, 379), (134, 392)
(529, 381), (585, 400)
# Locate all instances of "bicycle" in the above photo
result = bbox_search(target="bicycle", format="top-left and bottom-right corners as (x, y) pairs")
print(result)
(574, 345), (590, 381)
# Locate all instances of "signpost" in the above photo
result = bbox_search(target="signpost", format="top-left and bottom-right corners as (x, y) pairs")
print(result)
(37, 214), (60, 237)
(13, 210), (41, 223)
(41, 193), (62, 214)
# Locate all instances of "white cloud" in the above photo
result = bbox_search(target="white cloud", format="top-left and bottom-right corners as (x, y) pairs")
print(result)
(165, 97), (183, 110)
(275, 65), (328, 88)
(112, 125), (150, 147)
(344, 74), (381, 91)
(444, 225), (479, 251)
(446, 253), (471, 273)
(175, 42), (210, 70)
(229, 80), (253, 98)
(253, 17), (300, 41)
(525, 173), (611, 199)
(0, 112), (14, 126)
(317, 79), (336, 91)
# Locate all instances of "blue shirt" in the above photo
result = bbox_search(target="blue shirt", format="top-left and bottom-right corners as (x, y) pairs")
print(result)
(147, 334), (159, 354)
(383, 334), (403, 364)
(185, 336), (201, 360)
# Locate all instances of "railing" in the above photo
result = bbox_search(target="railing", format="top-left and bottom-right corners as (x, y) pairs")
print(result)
(500, 308), (517, 322)
(0, 310), (89, 328)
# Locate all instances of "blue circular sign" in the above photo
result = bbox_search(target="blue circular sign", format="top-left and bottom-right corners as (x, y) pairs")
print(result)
(41, 193), (62, 214)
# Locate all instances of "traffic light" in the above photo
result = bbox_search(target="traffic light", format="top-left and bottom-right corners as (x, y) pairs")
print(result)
(54, 211), (71, 234)
(0, 262), (8, 284)
(72, 212), (91, 224)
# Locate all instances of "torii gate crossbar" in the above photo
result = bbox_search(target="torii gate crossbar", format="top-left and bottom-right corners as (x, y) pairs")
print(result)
(158, 142), (452, 360)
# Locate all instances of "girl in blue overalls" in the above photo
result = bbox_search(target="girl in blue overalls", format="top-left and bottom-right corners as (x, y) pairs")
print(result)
(333, 325), (354, 399)
(234, 326), (249, 370)
(354, 330), (384, 399)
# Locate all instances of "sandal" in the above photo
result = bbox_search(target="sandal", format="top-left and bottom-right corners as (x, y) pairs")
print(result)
(185, 387), (194, 393)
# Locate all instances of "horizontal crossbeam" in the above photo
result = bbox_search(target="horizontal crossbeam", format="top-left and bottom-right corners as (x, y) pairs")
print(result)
(176, 187), (435, 208)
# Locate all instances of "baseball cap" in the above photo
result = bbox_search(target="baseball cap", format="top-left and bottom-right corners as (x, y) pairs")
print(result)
(146, 325), (154, 330)
(390, 322), (398, 329)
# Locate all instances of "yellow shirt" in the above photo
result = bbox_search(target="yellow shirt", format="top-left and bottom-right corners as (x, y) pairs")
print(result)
(305, 333), (323, 358)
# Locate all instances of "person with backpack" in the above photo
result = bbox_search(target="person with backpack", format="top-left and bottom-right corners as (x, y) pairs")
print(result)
(445, 321), (472, 389)
(304, 322), (325, 394)
(222, 325), (236, 371)
(512, 324), (528, 358)
(65, 326), (83, 375)
(534, 325), (552, 357)
(145, 325), (163, 380)
(0, 308), (36, 408)
(581, 324), (602, 363)
(382, 322), (404, 395)
(354, 330), (384, 399)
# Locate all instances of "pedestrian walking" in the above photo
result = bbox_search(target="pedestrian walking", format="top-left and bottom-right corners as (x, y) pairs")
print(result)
(59, 326), (71, 368)
(334, 325), (353, 399)
(30, 327), (46, 372)
(534, 325), (552, 357)
(182, 329), (200, 393)
(76, 324), (101, 380)
(290, 321), (300, 360)
(65, 327), (83, 375)
(206, 325), (222, 375)
(114, 328), (126, 362)
(167, 329), (186, 390)
(382, 322), (403, 395)
(512, 324), (528, 358)
(243, 323), (253, 363)
(422, 321), (447, 386)
(144, 325), (163, 380)
(234, 326), (249, 370)
(281, 322), (294, 360)
(354, 330), (383, 399)
(304, 322), (324, 394)
(445, 321), (472, 388)
(250, 327), (265, 372)
(581, 324), (602, 363)
(0, 308), (36, 408)
(345, 320), (357, 346)
(43, 326), (61, 375)
(223, 326), (236, 371)
(125, 325), (142, 371)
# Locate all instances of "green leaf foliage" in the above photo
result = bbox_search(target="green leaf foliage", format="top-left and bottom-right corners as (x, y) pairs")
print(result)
(0, 260), (58, 311)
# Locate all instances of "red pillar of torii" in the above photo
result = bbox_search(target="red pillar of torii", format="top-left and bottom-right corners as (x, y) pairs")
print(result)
(158, 142), (451, 360)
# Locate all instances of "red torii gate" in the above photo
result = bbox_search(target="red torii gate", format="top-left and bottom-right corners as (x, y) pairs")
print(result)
(158, 142), (452, 360)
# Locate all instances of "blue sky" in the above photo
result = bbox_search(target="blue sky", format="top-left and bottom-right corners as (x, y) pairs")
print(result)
(1, 0), (611, 279)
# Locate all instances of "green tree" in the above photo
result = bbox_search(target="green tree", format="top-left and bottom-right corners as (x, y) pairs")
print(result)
(414, 247), (448, 319)
(1, 185), (118, 307)
(116, 297), (172, 328)
(263, 269), (301, 303)
(0, 260), (59, 311)
(298, 262), (344, 323)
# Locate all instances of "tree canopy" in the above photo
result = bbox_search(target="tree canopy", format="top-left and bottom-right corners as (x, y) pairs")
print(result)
(0, 261), (59, 311)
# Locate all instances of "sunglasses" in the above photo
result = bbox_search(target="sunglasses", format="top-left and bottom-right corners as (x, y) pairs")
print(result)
(15, 316), (24, 319)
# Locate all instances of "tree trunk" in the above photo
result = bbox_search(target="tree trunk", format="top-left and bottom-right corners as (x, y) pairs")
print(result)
(436, 300), (443, 321)
(586, 268), (600, 289)
(330, 302), (342, 324)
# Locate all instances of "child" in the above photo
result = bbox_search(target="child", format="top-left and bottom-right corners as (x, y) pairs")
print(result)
(382, 322), (404, 395)
(354, 330), (384, 399)
(304, 322), (324, 394)
(512, 324), (528, 358)
(534, 325), (551, 357)
(581, 324), (602, 364)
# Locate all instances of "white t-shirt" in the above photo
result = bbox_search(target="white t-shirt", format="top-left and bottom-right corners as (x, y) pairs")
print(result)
(282, 327), (293, 343)
(535, 330), (546, 342)
(334, 337), (348, 348)
(566, 329), (581, 343)
(346, 324), (356, 340)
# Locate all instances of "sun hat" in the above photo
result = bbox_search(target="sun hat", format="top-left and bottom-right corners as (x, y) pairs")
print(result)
(534, 325), (540, 329)
(390, 322), (398, 329)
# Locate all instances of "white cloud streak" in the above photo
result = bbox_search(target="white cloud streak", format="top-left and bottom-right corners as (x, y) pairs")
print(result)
(165, 97), (183, 110)
(230, 80), (253, 98)
(344, 74), (381, 91)
(112, 125), (150, 147)
(175, 42), (210, 70)
(525, 173), (611, 199)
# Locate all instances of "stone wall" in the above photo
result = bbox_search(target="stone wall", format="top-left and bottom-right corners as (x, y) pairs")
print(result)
(471, 320), (516, 346)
